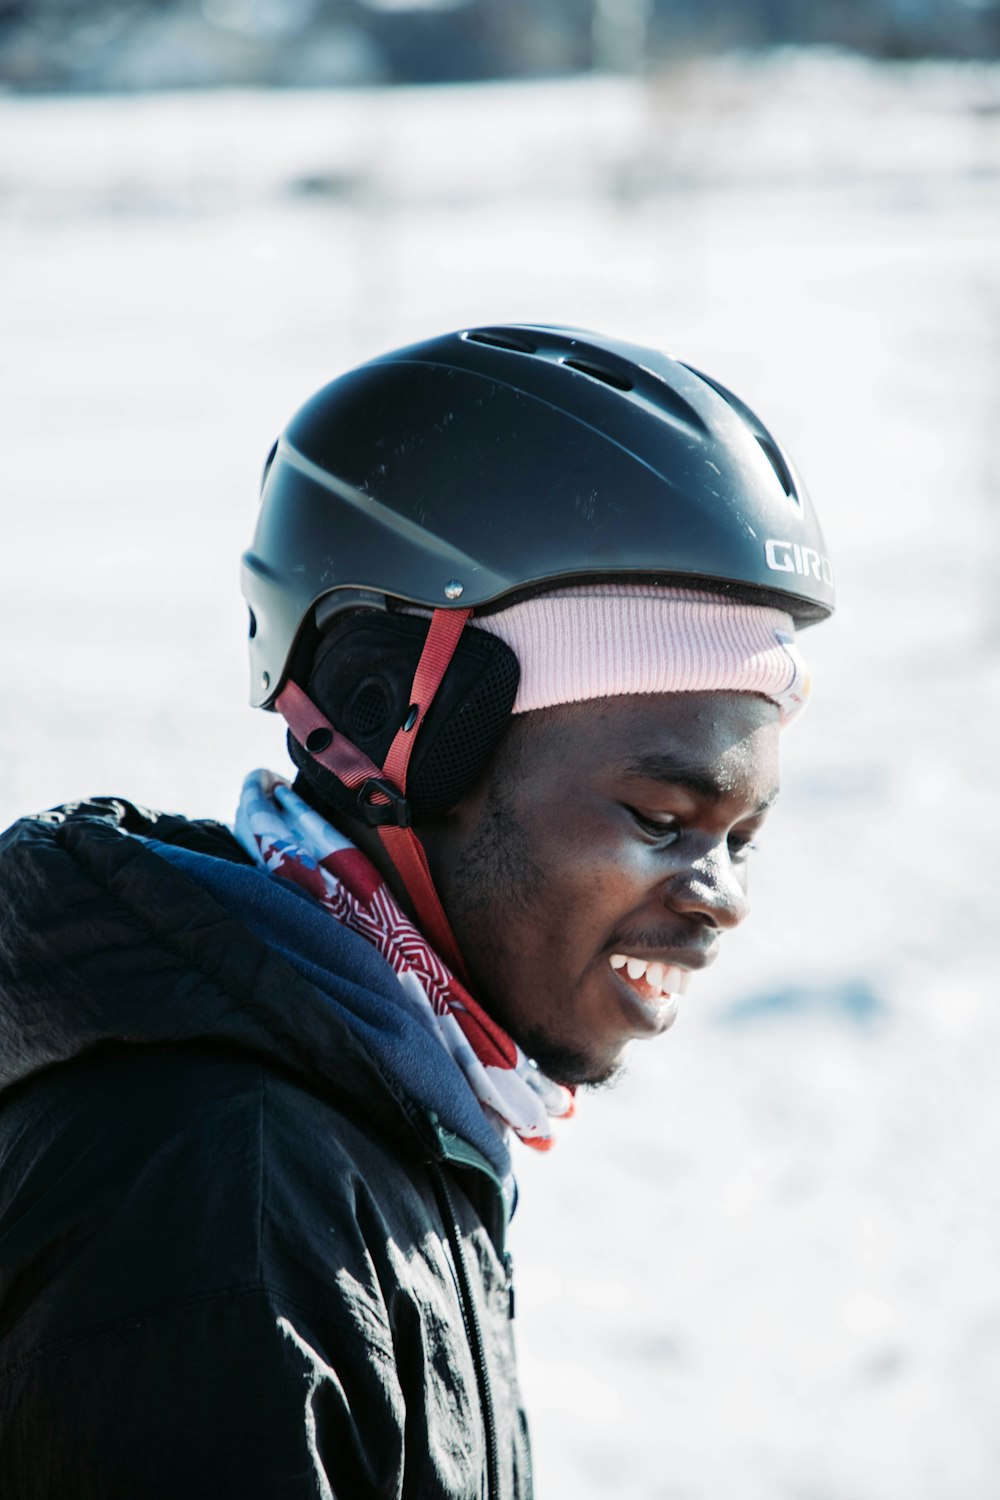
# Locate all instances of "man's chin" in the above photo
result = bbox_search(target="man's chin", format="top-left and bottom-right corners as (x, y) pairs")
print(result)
(516, 1027), (627, 1090)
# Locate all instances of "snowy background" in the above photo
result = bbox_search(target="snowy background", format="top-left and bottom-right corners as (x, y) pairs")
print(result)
(3, 51), (1000, 1497)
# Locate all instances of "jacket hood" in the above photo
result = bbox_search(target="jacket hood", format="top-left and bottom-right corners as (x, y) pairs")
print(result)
(0, 797), (506, 1177)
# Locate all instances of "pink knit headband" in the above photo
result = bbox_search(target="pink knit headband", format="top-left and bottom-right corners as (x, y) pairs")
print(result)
(468, 585), (809, 723)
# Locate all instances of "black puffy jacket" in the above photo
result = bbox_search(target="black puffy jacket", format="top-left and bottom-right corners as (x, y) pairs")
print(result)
(0, 798), (533, 1498)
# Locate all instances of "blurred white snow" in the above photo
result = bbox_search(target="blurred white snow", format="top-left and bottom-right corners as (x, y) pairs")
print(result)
(2, 52), (1000, 1499)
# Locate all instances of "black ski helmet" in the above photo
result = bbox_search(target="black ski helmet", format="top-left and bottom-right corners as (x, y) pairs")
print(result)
(243, 324), (834, 975)
(242, 323), (834, 712)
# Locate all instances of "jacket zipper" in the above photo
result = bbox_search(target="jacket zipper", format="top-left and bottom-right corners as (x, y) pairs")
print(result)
(431, 1163), (501, 1500)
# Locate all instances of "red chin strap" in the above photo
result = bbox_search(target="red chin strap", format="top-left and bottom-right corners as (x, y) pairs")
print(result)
(275, 607), (472, 983)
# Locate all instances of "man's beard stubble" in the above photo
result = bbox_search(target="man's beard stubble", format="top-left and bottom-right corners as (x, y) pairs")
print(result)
(439, 771), (622, 1091)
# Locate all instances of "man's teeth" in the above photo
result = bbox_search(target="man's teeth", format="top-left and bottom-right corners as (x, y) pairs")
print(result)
(608, 953), (691, 996)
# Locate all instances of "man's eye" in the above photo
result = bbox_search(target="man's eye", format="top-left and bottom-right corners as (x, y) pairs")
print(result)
(728, 833), (760, 863)
(627, 807), (680, 840)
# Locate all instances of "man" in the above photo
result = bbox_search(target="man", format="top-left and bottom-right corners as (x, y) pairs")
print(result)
(0, 325), (833, 1497)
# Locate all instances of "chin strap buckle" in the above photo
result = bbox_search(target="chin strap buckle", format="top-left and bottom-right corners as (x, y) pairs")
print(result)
(355, 777), (412, 830)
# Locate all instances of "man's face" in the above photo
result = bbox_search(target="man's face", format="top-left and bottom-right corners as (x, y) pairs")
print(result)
(423, 691), (781, 1086)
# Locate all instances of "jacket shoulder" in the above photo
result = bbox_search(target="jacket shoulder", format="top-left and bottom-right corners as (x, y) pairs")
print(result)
(0, 796), (251, 997)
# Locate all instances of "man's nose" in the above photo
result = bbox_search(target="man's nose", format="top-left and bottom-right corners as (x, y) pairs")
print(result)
(662, 848), (749, 931)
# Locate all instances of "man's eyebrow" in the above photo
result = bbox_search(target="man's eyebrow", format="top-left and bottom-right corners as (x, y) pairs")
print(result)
(618, 752), (780, 813)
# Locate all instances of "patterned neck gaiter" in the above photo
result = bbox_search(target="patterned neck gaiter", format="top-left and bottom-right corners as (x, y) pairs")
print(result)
(235, 770), (574, 1155)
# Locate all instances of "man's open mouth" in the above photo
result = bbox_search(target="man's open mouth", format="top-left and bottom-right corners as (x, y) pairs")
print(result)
(608, 953), (691, 1002)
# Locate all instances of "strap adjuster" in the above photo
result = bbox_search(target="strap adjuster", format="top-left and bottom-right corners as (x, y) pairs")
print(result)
(356, 777), (412, 830)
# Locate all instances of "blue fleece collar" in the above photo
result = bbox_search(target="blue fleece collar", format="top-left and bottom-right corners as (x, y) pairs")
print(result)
(143, 838), (512, 1182)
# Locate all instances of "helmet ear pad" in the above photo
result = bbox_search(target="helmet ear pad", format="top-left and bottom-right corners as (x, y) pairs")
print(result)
(287, 612), (520, 824)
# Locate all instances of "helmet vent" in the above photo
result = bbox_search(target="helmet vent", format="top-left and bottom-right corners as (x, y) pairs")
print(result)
(680, 361), (799, 502)
(464, 329), (538, 355)
(561, 357), (633, 392)
(755, 435), (796, 499)
(261, 439), (279, 495)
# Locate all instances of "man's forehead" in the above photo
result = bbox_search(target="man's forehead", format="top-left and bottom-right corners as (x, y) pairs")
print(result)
(558, 691), (782, 797)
